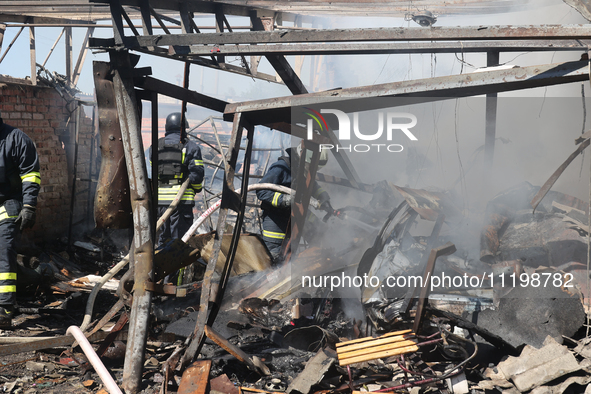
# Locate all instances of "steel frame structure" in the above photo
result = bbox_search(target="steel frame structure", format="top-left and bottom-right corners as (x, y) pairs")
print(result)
(4, 0), (591, 393)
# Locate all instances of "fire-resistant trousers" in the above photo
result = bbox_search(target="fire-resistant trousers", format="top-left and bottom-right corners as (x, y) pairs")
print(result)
(157, 204), (193, 246)
(0, 200), (20, 306)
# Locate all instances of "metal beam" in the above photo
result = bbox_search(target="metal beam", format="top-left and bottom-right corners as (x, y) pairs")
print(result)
(168, 40), (591, 57)
(29, 26), (36, 85)
(0, 24), (5, 54)
(72, 27), (94, 87)
(65, 26), (72, 83)
(484, 50), (499, 170)
(224, 60), (591, 124)
(250, 15), (361, 188)
(134, 76), (227, 112)
(128, 45), (281, 84)
(97, 25), (591, 48)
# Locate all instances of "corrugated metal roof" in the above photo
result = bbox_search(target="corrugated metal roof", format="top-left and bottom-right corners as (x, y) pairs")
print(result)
(0, 0), (559, 24)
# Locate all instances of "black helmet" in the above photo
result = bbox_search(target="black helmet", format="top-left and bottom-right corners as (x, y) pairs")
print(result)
(165, 112), (189, 132)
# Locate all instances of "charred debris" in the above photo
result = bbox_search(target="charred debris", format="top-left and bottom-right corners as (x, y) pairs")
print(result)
(5, 1), (591, 394)
(3, 169), (591, 394)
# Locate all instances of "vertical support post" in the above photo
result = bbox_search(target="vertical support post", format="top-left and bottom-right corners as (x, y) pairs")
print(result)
(150, 93), (159, 229)
(139, 0), (153, 35)
(29, 26), (36, 85)
(86, 106), (96, 228)
(109, 0), (126, 46)
(484, 50), (499, 171)
(65, 26), (72, 85)
(110, 50), (154, 394)
(67, 103), (82, 246)
(214, 7), (225, 64)
(0, 24), (6, 55)
(182, 112), (251, 366)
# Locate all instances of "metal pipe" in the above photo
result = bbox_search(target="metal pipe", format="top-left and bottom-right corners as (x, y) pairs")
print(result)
(41, 27), (64, 68)
(66, 326), (123, 394)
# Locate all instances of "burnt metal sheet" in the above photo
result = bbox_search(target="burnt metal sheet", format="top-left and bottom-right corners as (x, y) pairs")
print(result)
(394, 185), (460, 221)
(223, 61), (590, 124)
(93, 61), (132, 229)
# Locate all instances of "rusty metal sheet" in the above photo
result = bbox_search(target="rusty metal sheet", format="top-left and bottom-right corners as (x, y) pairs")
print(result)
(394, 185), (459, 221)
(177, 360), (212, 394)
(210, 374), (239, 394)
(93, 61), (131, 229)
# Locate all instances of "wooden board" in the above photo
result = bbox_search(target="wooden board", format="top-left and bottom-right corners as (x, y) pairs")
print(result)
(335, 329), (412, 348)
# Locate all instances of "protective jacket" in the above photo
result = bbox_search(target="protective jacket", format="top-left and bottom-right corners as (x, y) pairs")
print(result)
(0, 123), (40, 206)
(147, 130), (204, 206)
(0, 121), (40, 306)
(257, 148), (329, 246)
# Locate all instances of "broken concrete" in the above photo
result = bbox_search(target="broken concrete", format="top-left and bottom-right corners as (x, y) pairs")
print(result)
(286, 348), (337, 394)
(465, 284), (585, 348)
(498, 336), (581, 392)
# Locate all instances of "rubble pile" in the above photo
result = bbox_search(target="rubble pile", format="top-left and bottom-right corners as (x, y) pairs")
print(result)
(2, 182), (591, 394)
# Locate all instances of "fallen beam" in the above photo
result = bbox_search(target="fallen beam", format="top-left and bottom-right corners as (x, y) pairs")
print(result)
(0, 330), (127, 356)
(204, 325), (270, 375)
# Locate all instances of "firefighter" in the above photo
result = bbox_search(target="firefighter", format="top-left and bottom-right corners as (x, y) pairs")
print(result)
(0, 111), (40, 327)
(256, 145), (333, 263)
(146, 112), (204, 248)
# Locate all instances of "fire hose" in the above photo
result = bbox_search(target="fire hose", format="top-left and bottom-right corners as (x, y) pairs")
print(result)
(81, 183), (318, 331)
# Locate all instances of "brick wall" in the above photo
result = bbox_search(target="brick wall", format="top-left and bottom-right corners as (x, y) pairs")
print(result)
(0, 80), (96, 242)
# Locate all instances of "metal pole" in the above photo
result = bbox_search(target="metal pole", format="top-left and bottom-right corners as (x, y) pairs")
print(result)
(41, 27), (65, 68)
(29, 26), (36, 85)
(110, 50), (154, 394)
(484, 50), (499, 171)
(0, 26), (23, 64)
(65, 26), (72, 84)
(0, 24), (6, 55)
(67, 104), (81, 246)
(151, 92), (159, 236)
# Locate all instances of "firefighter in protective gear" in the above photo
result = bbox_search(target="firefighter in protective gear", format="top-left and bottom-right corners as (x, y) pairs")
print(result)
(146, 112), (204, 247)
(0, 111), (41, 327)
(256, 146), (332, 263)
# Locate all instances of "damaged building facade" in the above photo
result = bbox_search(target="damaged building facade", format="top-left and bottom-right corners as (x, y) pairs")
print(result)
(4, 1), (591, 394)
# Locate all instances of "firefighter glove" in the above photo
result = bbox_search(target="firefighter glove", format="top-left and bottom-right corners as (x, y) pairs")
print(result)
(320, 200), (334, 214)
(278, 193), (292, 209)
(17, 205), (36, 230)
